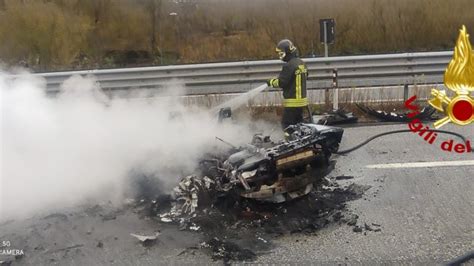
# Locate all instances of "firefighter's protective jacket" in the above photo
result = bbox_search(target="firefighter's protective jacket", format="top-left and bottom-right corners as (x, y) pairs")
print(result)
(269, 57), (308, 107)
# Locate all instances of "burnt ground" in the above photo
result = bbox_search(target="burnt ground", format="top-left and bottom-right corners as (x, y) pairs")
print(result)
(194, 181), (371, 263)
(116, 159), (372, 264)
(144, 175), (371, 263)
(0, 160), (371, 265)
(1, 123), (472, 265)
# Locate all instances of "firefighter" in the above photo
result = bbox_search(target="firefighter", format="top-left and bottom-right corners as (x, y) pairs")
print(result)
(266, 39), (309, 130)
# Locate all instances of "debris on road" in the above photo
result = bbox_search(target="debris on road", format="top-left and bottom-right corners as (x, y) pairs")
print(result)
(345, 214), (359, 226)
(313, 109), (359, 125)
(0, 260), (13, 266)
(160, 217), (172, 223)
(177, 246), (199, 257)
(350, 221), (382, 234)
(356, 104), (436, 122)
(201, 237), (256, 262)
(335, 175), (354, 180)
(364, 223), (374, 231)
(130, 232), (160, 247)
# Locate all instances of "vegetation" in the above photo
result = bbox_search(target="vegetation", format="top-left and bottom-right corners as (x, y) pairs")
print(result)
(1, 0), (473, 71)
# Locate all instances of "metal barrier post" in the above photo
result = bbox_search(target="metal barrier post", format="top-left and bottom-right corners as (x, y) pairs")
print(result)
(404, 84), (409, 102)
(332, 69), (338, 110)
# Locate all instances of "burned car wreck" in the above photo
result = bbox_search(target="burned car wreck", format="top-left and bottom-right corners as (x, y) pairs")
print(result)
(163, 123), (344, 219)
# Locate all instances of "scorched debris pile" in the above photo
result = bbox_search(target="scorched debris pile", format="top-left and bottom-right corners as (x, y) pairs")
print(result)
(160, 123), (344, 220)
(129, 123), (375, 262)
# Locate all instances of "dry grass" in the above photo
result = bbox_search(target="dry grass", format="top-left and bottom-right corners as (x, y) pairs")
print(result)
(1, 0), (473, 71)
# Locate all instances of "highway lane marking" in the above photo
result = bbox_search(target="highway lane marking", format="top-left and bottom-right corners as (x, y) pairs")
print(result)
(366, 160), (474, 169)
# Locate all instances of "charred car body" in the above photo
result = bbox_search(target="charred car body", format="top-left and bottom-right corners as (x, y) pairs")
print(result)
(168, 123), (344, 217)
(222, 123), (343, 202)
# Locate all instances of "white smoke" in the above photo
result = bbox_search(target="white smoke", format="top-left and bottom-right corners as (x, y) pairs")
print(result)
(0, 72), (260, 220)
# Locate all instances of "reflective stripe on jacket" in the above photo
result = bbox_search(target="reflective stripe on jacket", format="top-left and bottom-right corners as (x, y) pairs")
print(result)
(270, 57), (308, 107)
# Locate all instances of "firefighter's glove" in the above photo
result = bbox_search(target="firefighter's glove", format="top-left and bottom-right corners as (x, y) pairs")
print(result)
(266, 78), (278, 88)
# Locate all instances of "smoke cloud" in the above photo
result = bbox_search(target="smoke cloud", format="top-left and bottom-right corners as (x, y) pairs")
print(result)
(0, 72), (260, 220)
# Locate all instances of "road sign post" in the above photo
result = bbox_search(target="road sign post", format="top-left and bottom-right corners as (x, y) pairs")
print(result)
(320, 18), (335, 57)
(332, 69), (339, 110)
(324, 21), (328, 57)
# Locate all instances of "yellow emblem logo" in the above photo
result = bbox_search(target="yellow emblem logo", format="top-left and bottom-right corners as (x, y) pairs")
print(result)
(429, 25), (474, 128)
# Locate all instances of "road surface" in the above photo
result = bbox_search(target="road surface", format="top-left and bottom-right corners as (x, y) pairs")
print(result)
(1, 123), (472, 265)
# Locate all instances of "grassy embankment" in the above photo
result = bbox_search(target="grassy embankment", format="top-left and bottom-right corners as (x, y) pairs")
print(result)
(1, 0), (473, 71)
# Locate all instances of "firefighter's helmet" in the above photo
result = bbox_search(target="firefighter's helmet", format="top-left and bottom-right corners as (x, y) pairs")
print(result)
(276, 39), (297, 61)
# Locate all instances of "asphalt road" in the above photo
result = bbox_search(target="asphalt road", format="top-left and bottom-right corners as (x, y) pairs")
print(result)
(254, 123), (474, 264)
(1, 123), (473, 265)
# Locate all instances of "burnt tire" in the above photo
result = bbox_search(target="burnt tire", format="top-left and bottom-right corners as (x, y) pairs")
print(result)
(173, 175), (216, 215)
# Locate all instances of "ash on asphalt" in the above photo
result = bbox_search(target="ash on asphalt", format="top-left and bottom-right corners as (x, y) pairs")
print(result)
(132, 163), (371, 263)
(0, 167), (372, 265)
